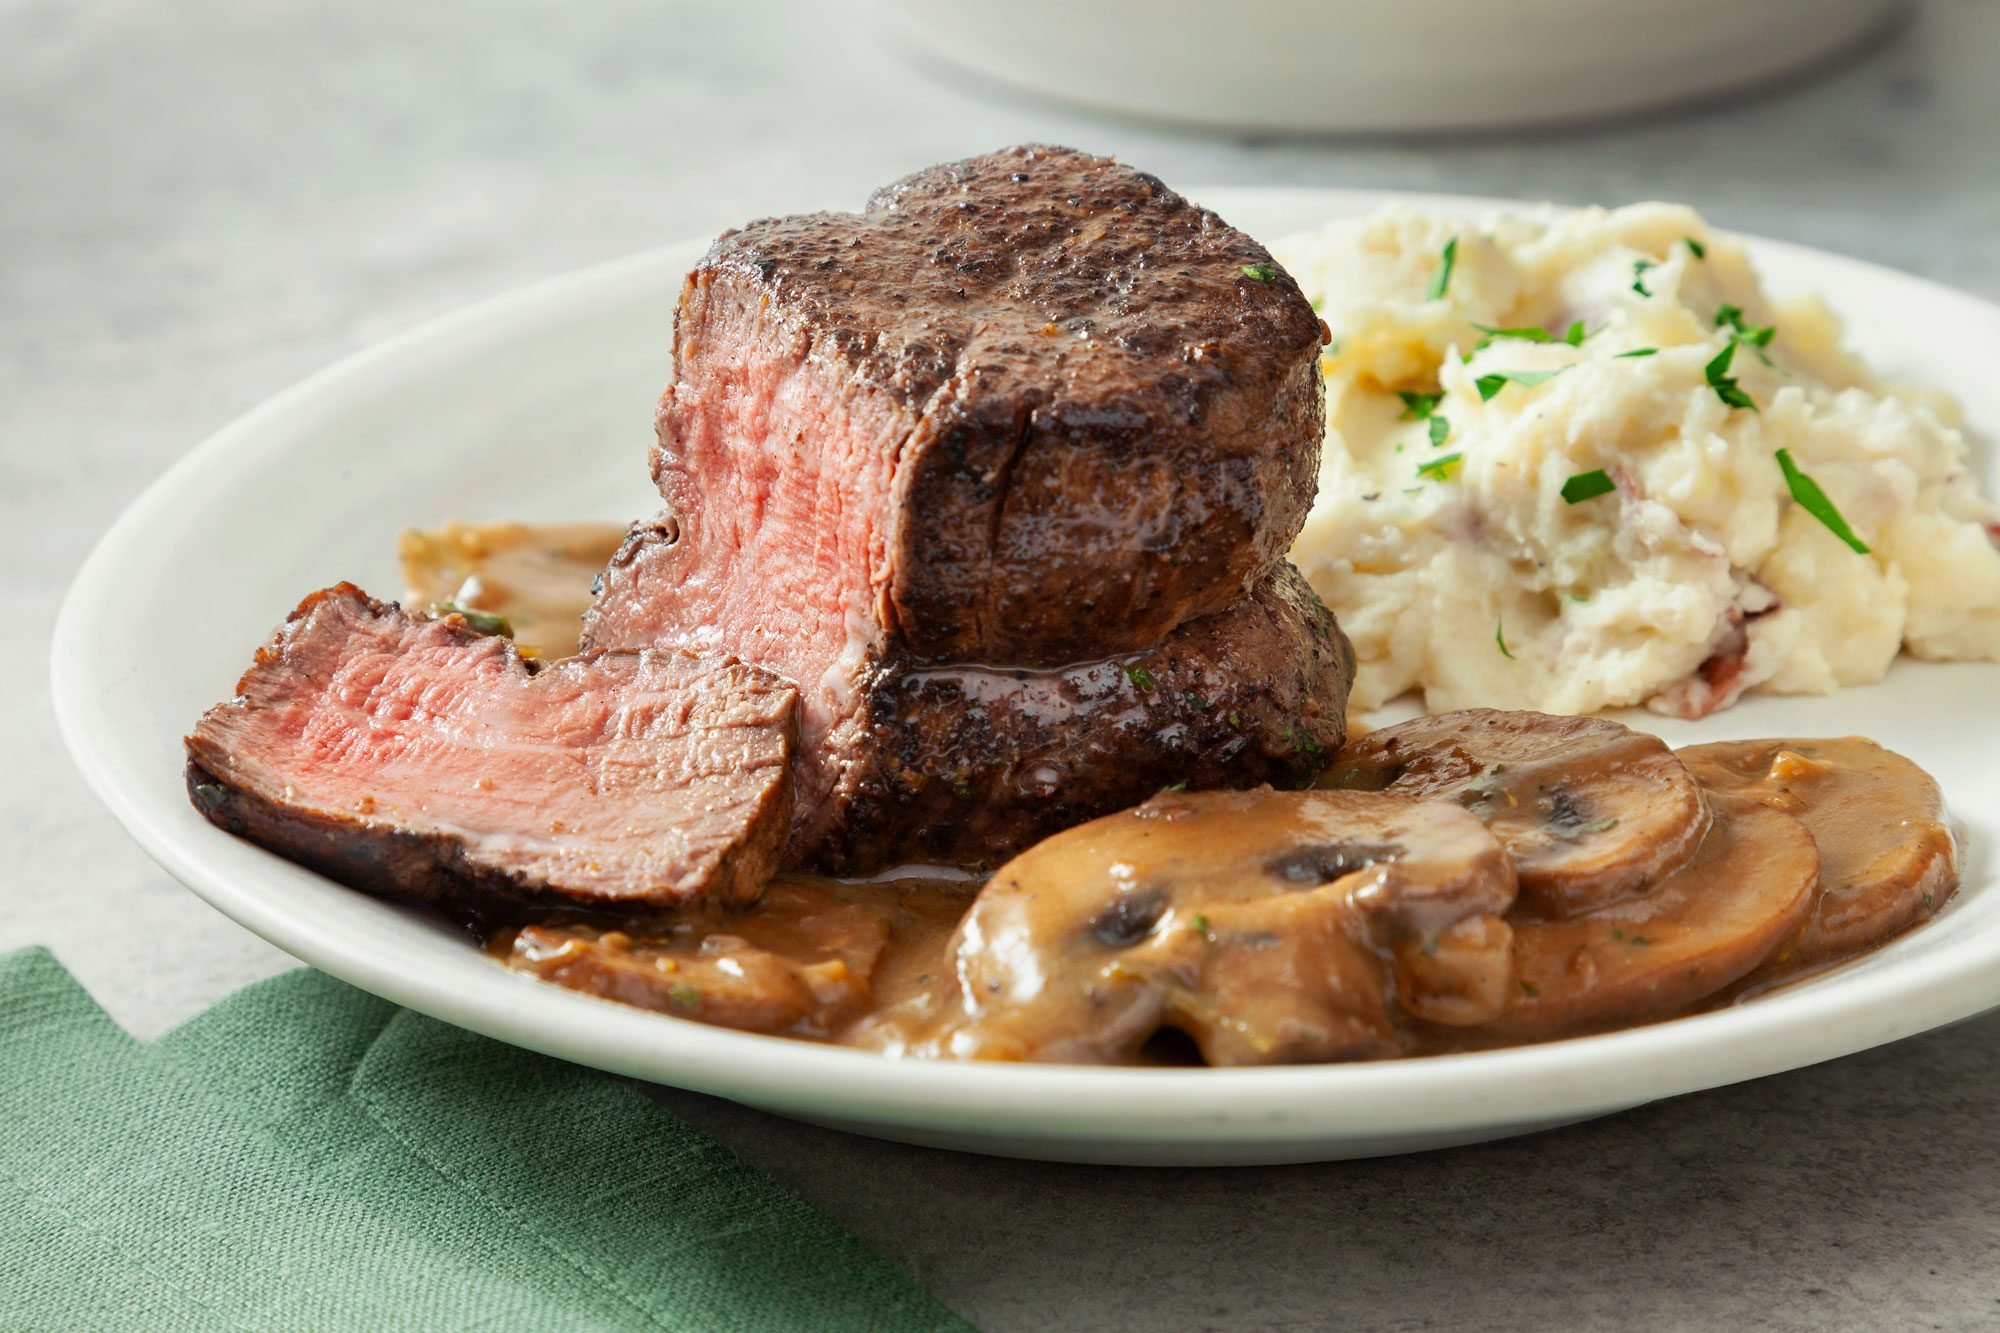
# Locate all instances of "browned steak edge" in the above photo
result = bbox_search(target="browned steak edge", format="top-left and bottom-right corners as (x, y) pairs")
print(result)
(809, 562), (1356, 873)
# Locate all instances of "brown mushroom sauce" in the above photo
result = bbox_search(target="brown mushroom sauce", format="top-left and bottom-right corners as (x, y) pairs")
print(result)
(476, 718), (1959, 1065)
(412, 527), (1962, 1064)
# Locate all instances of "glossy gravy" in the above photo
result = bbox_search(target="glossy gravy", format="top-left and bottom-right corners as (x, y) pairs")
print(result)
(412, 523), (1962, 1065)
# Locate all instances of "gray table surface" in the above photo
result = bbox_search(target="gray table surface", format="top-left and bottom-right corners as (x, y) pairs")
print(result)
(6, 1), (1998, 1327)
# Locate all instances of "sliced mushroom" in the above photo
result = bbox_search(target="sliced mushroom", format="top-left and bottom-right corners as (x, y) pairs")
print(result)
(1477, 792), (1819, 1043)
(1679, 737), (1960, 966)
(939, 787), (1519, 1066)
(503, 877), (890, 1036)
(1331, 709), (1711, 916)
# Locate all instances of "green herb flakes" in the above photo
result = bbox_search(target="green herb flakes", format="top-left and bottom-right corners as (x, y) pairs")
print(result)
(1241, 262), (1277, 282)
(1565, 320), (1588, 346)
(1715, 303), (1777, 365)
(1475, 368), (1567, 401)
(1428, 415), (1451, 448)
(1614, 347), (1659, 359)
(1495, 619), (1515, 660)
(1519, 981), (1541, 998)
(434, 602), (513, 638)
(1579, 817), (1620, 834)
(1415, 452), (1463, 482)
(1684, 236), (1708, 259)
(668, 983), (702, 1012)
(1473, 323), (1556, 345)
(1561, 469), (1616, 505)
(1126, 663), (1156, 691)
(1425, 236), (1460, 301)
(1705, 340), (1757, 411)
(1776, 448), (1872, 554)
(1631, 259), (1657, 297)
(1397, 390), (1443, 420)
(1165, 779), (1189, 792)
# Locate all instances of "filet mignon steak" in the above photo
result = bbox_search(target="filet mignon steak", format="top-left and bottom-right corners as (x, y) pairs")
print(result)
(619, 142), (1326, 671)
(186, 584), (798, 910)
(592, 535), (1352, 870)
(585, 144), (1347, 870)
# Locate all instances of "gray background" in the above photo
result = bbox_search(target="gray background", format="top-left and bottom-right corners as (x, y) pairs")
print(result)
(6, 1), (1998, 1326)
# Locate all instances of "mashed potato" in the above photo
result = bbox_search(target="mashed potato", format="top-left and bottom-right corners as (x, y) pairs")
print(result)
(1275, 204), (2000, 717)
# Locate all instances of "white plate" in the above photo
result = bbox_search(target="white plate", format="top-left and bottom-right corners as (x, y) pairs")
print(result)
(52, 188), (2000, 1166)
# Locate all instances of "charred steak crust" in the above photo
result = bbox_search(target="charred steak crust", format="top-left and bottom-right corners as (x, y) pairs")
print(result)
(816, 563), (1356, 874)
(664, 143), (1327, 665)
(186, 584), (798, 911)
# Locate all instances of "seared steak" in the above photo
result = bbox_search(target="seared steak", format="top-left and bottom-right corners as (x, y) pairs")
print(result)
(186, 584), (797, 910)
(629, 143), (1325, 675)
(591, 548), (1352, 871)
(584, 144), (1345, 870)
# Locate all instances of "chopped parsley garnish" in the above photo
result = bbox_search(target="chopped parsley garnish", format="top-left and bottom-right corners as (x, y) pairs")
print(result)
(1614, 347), (1659, 359)
(1309, 295), (1325, 312)
(1227, 712), (1243, 729)
(1924, 893), (1936, 912)
(1165, 779), (1189, 791)
(1475, 367), (1567, 401)
(1397, 390), (1443, 420)
(1519, 980), (1541, 998)
(1579, 817), (1620, 834)
(1704, 340), (1757, 411)
(434, 602), (513, 637)
(1628, 935), (1652, 947)
(1561, 469), (1617, 505)
(1424, 236), (1459, 301)
(1715, 303), (1777, 364)
(1241, 262), (1277, 282)
(1193, 914), (1213, 939)
(1776, 448), (1872, 554)
(1684, 236), (1708, 259)
(668, 983), (702, 1012)
(1415, 452), (1462, 482)
(193, 782), (228, 806)
(1126, 663), (1156, 691)
(1428, 415), (1451, 448)
(1495, 619), (1515, 660)
(1473, 323), (1556, 344)
(1471, 320), (1588, 350)
(1631, 259), (1657, 297)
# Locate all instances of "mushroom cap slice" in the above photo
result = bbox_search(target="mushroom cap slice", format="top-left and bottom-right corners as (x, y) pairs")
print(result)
(1679, 737), (1960, 966)
(940, 787), (1519, 1066)
(1332, 709), (1711, 916)
(1478, 792), (1819, 1042)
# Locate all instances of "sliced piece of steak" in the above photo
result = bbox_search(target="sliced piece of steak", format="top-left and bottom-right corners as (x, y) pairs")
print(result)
(591, 544), (1353, 871)
(632, 142), (1325, 676)
(186, 583), (797, 911)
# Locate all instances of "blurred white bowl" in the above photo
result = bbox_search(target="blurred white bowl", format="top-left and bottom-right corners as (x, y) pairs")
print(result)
(878, 0), (1900, 135)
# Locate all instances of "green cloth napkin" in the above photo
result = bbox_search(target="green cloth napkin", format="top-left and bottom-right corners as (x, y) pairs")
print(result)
(0, 948), (970, 1332)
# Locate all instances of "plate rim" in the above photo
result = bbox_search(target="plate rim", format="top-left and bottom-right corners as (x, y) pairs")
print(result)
(50, 184), (2000, 1160)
